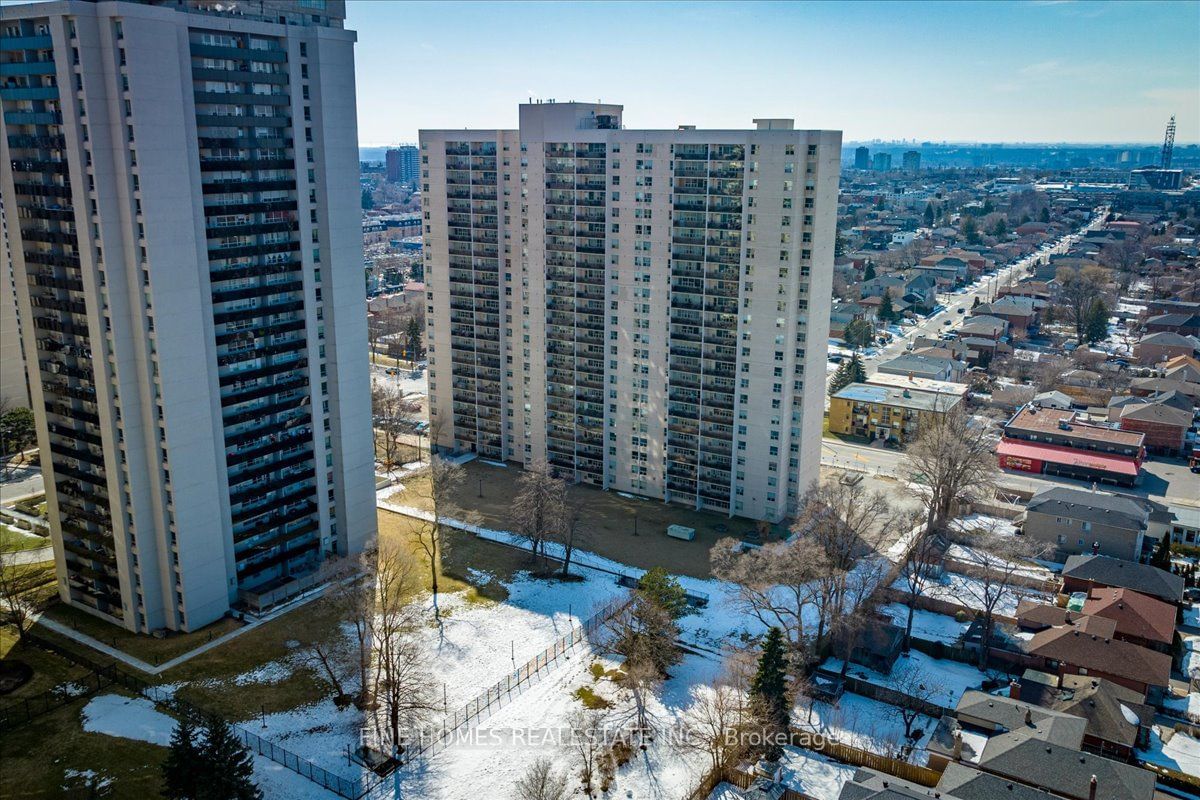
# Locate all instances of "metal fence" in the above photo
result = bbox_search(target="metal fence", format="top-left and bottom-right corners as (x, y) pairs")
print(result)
(236, 726), (362, 798)
(10, 629), (364, 799)
(392, 593), (630, 767)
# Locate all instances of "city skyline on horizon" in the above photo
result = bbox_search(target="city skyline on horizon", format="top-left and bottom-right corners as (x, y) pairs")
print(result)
(349, 0), (1200, 146)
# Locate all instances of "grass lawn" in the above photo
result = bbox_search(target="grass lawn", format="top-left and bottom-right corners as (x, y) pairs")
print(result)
(39, 603), (245, 667)
(388, 459), (787, 578)
(0, 689), (167, 800)
(0, 526), (49, 552)
(0, 626), (92, 699)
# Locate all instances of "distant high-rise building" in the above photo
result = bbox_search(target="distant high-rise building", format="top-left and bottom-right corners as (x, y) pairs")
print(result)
(385, 145), (419, 186)
(902, 150), (921, 172)
(0, 0), (376, 632)
(872, 152), (892, 171)
(854, 146), (870, 170)
(421, 103), (841, 522)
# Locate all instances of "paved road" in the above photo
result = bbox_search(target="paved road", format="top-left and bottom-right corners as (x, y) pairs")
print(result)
(822, 437), (1200, 508)
(0, 464), (44, 506)
(859, 212), (1107, 376)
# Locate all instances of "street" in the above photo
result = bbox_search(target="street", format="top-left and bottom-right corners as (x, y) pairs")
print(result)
(859, 212), (1107, 376)
(822, 436), (1199, 509)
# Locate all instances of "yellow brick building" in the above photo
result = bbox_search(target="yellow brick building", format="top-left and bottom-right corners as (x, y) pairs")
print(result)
(828, 383), (963, 446)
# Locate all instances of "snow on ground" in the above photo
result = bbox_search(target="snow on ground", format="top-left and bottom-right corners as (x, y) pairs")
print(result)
(879, 603), (968, 645)
(1182, 636), (1200, 681)
(80, 694), (340, 799)
(822, 650), (995, 710)
(1143, 726), (1200, 776)
(778, 746), (858, 800)
(1163, 692), (1200, 723)
(908, 570), (1051, 618)
(416, 571), (629, 718)
(393, 647), (723, 800)
(794, 692), (936, 765)
(82, 695), (173, 747)
(1184, 603), (1200, 629)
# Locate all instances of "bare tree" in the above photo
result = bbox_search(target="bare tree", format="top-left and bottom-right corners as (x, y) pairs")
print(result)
(511, 460), (568, 565)
(712, 535), (822, 651)
(411, 451), (464, 619)
(549, 495), (586, 579)
(947, 524), (1051, 668)
(622, 658), (661, 743)
(370, 542), (436, 749)
(1057, 266), (1110, 345)
(789, 480), (892, 647)
(513, 757), (569, 800)
(569, 707), (609, 796)
(319, 552), (376, 707)
(0, 539), (47, 640)
(898, 520), (944, 651)
(888, 661), (945, 744)
(371, 382), (420, 471)
(904, 406), (996, 538)
(681, 680), (746, 774)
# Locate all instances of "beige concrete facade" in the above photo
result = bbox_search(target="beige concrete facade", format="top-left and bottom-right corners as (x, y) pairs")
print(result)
(420, 103), (840, 522)
(1, 0), (374, 632)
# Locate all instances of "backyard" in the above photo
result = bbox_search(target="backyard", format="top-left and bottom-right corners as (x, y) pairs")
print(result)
(386, 458), (788, 578)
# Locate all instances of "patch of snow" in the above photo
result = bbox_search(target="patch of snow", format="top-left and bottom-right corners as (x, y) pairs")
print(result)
(794, 692), (936, 765)
(81, 694), (173, 747)
(879, 603), (968, 645)
(480, 460), (507, 468)
(1184, 603), (1200, 629)
(778, 746), (858, 800)
(230, 659), (294, 687)
(80, 694), (342, 799)
(1143, 726), (1200, 776)
(822, 650), (994, 709)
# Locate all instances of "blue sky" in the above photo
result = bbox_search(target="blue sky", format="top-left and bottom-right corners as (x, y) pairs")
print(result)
(348, 0), (1199, 145)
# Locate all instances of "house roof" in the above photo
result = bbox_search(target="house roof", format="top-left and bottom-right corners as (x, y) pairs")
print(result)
(1025, 487), (1149, 530)
(974, 733), (1156, 800)
(1129, 376), (1200, 399)
(1014, 602), (1117, 637)
(1061, 554), (1184, 602)
(1026, 627), (1172, 688)
(997, 439), (1140, 477)
(876, 353), (962, 379)
(1118, 399), (1193, 427)
(976, 296), (1037, 317)
(1017, 675), (1153, 749)
(960, 315), (1009, 335)
(831, 383), (962, 413)
(839, 768), (955, 800)
(1139, 331), (1197, 348)
(954, 690), (1086, 748)
(1146, 312), (1200, 328)
(1082, 587), (1176, 645)
(935, 763), (1054, 800)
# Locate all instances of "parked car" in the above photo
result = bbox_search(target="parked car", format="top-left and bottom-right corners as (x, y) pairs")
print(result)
(956, 308), (965, 314)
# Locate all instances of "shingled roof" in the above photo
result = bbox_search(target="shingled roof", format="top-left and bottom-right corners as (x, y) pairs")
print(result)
(975, 734), (1156, 800)
(1026, 627), (1171, 689)
(1061, 554), (1184, 602)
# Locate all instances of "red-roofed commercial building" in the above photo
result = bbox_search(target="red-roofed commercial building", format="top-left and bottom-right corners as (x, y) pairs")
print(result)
(998, 406), (1144, 487)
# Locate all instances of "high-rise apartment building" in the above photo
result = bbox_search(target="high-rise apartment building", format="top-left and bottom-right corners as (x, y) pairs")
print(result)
(1, 201), (29, 407)
(854, 145), (870, 170)
(385, 144), (418, 186)
(0, 0), (376, 633)
(902, 150), (921, 172)
(872, 152), (892, 172)
(420, 103), (839, 523)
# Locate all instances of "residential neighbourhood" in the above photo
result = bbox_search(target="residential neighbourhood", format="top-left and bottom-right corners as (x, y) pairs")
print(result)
(0, 1), (1198, 799)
